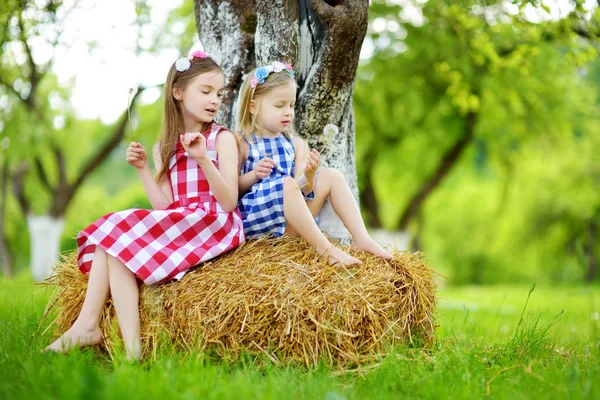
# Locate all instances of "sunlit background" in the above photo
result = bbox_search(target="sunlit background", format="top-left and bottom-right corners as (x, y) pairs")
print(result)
(1, 0), (599, 285)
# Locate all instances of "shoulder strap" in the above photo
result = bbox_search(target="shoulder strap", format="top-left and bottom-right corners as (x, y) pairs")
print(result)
(206, 122), (230, 161)
(206, 122), (223, 150)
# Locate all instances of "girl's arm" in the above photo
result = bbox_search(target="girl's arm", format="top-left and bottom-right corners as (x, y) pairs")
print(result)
(239, 171), (258, 196)
(127, 142), (173, 209)
(148, 144), (174, 207)
(238, 138), (275, 196)
(196, 130), (239, 212)
(238, 139), (256, 195)
(293, 136), (319, 196)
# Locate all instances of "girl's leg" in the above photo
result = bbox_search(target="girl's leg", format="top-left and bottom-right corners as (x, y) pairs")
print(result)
(282, 176), (361, 266)
(107, 255), (142, 361)
(44, 247), (108, 352)
(306, 168), (392, 260)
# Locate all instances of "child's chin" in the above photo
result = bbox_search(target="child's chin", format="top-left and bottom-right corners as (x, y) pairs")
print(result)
(198, 115), (215, 122)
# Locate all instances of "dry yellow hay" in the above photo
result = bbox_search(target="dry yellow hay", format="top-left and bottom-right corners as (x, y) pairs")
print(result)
(40, 237), (438, 366)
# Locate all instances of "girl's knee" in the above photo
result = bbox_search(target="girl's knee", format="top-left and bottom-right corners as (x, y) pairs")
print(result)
(282, 175), (298, 189)
(106, 254), (116, 266)
(321, 168), (345, 183)
(94, 247), (108, 262)
(107, 254), (124, 269)
(282, 176), (305, 200)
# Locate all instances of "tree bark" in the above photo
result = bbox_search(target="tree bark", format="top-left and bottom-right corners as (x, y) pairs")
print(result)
(194, 0), (369, 196)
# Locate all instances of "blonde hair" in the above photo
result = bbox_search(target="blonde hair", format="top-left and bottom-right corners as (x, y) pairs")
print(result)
(155, 57), (224, 184)
(237, 69), (296, 143)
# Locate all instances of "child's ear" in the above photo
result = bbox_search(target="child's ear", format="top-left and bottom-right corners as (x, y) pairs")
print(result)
(249, 100), (256, 115)
(172, 88), (183, 101)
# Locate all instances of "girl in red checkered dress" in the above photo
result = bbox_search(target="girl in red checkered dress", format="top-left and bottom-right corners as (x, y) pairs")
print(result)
(44, 52), (244, 360)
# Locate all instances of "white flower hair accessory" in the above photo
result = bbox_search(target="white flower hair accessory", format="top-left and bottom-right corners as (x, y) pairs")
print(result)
(175, 58), (191, 72)
(175, 50), (210, 73)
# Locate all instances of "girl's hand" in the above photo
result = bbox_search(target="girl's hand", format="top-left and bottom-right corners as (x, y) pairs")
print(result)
(126, 142), (148, 169)
(180, 132), (207, 161)
(254, 157), (276, 180)
(305, 149), (320, 176)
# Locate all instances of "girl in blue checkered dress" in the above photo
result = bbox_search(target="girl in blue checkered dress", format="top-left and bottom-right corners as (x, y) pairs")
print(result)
(239, 132), (310, 238)
(236, 62), (392, 266)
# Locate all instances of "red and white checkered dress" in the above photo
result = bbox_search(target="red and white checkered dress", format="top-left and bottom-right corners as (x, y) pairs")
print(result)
(76, 122), (245, 285)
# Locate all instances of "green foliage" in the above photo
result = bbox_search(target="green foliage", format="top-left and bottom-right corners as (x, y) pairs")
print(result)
(0, 1), (183, 274)
(356, 0), (600, 283)
(163, 0), (198, 55)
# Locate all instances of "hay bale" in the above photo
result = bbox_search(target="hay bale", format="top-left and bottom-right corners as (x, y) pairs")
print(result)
(40, 237), (437, 366)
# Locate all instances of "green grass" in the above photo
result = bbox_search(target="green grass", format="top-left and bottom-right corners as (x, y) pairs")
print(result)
(1, 277), (598, 399)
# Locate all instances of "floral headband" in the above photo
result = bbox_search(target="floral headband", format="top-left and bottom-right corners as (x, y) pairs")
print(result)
(174, 50), (210, 74)
(250, 61), (295, 88)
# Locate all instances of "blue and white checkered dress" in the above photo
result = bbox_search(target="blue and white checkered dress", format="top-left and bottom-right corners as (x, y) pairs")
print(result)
(239, 134), (314, 239)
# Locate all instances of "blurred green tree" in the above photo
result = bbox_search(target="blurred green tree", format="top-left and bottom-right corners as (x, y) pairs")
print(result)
(355, 0), (600, 283)
(0, 0), (196, 279)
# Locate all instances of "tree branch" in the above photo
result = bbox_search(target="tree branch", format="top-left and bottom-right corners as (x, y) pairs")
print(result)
(39, 0), (79, 77)
(17, 5), (40, 111)
(68, 87), (146, 201)
(33, 155), (55, 194)
(53, 142), (67, 188)
(0, 74), (24, 100)
(12, 162), (31, 215)
(397, 111), (477, 231)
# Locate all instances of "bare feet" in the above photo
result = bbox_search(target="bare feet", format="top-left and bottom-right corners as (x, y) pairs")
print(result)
(126, 343), (142, 362)
(319, 245), (362, 266)
(42, 325), (102, 354)
(352, 237), (393, 260)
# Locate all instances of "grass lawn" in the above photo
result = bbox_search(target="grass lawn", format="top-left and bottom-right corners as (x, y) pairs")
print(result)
(0, 276), (598, 399)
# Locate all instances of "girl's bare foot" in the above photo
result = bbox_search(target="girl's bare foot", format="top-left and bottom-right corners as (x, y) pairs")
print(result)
(42, 325), (102, 354)
(319, 245), (362, 266)
(126, 343), (142, 362)
(352, 237), (393, 260)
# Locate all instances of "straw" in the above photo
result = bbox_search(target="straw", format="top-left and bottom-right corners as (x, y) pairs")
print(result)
(40, 237), (438, 367)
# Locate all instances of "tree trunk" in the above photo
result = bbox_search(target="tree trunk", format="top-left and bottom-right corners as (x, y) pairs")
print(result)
(0, 157), (13, 277)
(27, 214), (65, 281)
(195, 0), (369, 240)
(359, 148), (382, 228)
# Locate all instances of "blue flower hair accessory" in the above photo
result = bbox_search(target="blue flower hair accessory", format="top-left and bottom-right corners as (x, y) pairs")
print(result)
(250, 61), (295, 88)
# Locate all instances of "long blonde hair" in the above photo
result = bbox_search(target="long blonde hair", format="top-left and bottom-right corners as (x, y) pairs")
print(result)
(237, 69), (296, 143)
(155, 57), (224, 184)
